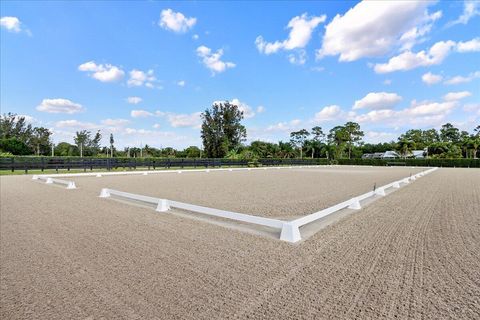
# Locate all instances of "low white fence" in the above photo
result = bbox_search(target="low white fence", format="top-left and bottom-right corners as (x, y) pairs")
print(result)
(98, 167), (438, 243)
(32, 165), (327, 180)
(33, 176), (77, 189)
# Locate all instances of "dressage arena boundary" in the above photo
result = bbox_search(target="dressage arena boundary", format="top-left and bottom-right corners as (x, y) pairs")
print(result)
(33, 175), (77, 189)
(32, 165), (324, 180)
(96, 167), (438, 243)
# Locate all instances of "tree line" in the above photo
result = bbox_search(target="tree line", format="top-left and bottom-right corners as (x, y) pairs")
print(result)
(1, 105), (479, 159)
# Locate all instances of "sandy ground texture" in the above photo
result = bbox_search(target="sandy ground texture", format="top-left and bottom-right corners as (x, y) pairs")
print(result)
(68, 166), (424, 218)
(1, 168), (480, 319)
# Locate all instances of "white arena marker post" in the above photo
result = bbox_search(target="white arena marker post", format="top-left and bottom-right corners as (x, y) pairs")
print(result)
(96, 173), (102, 177)
(46, 178), (53, 184)
(375, 188), (386, 196)
(99, 188), (111, 198)
(348, 198), (362, 210)
(67, 181), (77, 189)
(280, 222), (301, 243)
(403, 178), (410, 184)
(393, 182), (401, 189)
(206, 169), (210, 173)
(32, 175), (39, 180)
(143, 172), (148, 176)
(156, 199), (170, 212)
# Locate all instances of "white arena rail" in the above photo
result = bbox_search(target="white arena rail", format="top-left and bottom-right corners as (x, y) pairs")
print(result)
(31, 165), (325, 180)
(34, 176), (77, 189)
(99, 188), (285, 230)
(98, 167), (438, 243)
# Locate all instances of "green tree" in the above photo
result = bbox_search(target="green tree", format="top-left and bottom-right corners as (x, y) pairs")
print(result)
(0, 138), (31, 155)
(397, 139), (415, 158)
(74, 130), (90, 157)
(29, 127), (52, 155)
(109, 133), (115, 157)
(201, 101), (246, 158)
(440, 123), (460, 143)
(290, 129), (310, 158)
(343, 122), (364, 159)
(328, 126), (348, 159)
(55, 142), (78, 156)
(184, 146), (201, 158)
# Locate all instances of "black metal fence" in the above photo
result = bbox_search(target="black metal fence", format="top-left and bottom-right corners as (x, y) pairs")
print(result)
(0, 157), (326, 173)
(1, 156), (478, 173)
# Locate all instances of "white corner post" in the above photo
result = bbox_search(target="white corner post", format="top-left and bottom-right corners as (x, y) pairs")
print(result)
(143, 172), (148, 176)
(45, 178), (53, 184)
(375, 188), (386, 196)
(96, 173), (102, 177)
(348, 198), (362, 210)
(99, 188), (111, 198)
(280, 222), (301, 243)
(67, 181), (77, 189)
(32, 175), (39, 180)
(156, 199), (170, 212)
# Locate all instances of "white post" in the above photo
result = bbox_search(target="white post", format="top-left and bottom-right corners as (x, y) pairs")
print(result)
(280, 222), (302, 243)
(393, 182), (401, 189)
(99, 188), (110, 198)
(67, 181), (77, 189)
(348, 198), (362, 210)
(156, 199), (170, 212)
(96, 173), (102, 177)
(375, 188), (386, 196)
(46, 178), (53, 184)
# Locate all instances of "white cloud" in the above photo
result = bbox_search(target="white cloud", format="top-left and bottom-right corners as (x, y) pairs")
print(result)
(351, 96), (460, 128)
(167, 112), (201, 128)
(312, 105), (342, 122)
(404, 100), (458, 116)
(463, 103), (480, 115)
(265, 119), (302, 132)
(78, 61), (125, 82)
(374, 38), (480, 73)
(196, 45), (235, 74)
(422, 72), (443, 85)
(317, 1), (438, 61)
(130, 109), (153, 118)
(456, 38), (480, 52)
(153, 123), (161, 129)
(36, 98), (84, 114)
(159, 9), (196, 33)
(177, 80), (186, 87)
(128, 69), (157, 88)
(443, 91), (472, 101)
(353, 92), (402, 110)
(255, 13), (326, 55)
(256, 105), (265, 113)
(55, 120), (97, 129)
(448, 1), (480, 26)
(354, 109), (396, 123)
(287, 50), (307, 65)
(444, 71), (480, 84)
(0, 16), (21, 32)
(374, 40), (456, 73)
(192, 34), (199, 40)
(101, 118), (130, 126)
(230, 98), (255, 119)
(126, 96), (142, 104)
(365, 131), (397, 143)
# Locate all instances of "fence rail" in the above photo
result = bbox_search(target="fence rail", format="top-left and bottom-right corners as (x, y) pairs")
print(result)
(1, 156), (479, 172)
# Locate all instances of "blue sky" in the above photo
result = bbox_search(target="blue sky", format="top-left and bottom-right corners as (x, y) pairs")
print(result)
(1, 0), (479, 148)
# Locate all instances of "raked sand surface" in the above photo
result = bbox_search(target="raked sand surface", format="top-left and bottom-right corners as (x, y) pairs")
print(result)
(68, 166), (424, 218)
(1, 167), (479, 319)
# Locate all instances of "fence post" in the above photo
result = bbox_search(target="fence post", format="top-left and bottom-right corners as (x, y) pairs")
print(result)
(11, 158), (14, 172)
(41, 157), (45, 172)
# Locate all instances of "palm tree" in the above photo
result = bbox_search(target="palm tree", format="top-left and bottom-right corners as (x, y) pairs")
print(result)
(397, 139), (415, 159)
